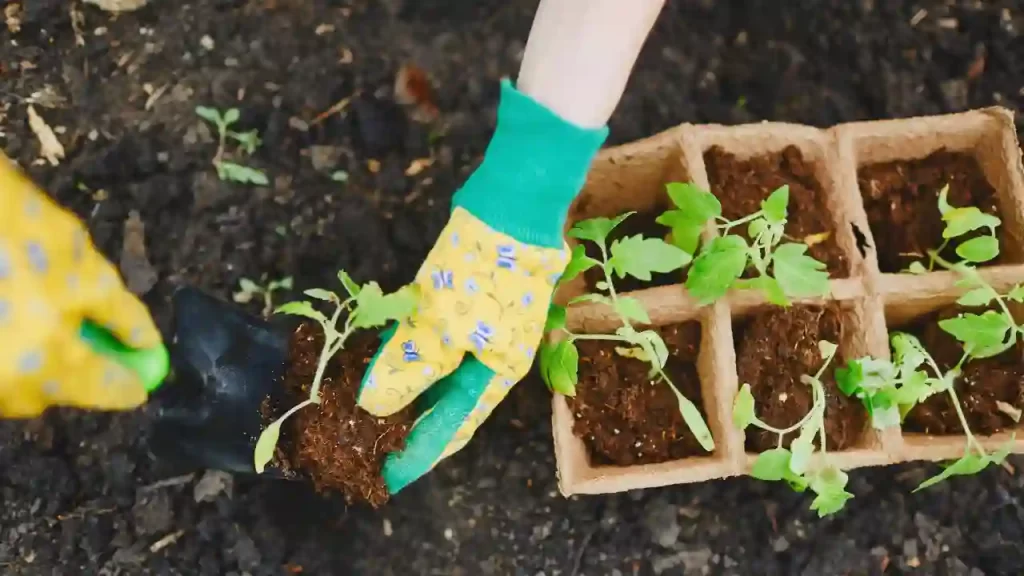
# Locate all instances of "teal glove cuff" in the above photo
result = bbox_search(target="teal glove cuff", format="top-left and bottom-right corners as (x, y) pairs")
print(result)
(451, 78), (609, 248)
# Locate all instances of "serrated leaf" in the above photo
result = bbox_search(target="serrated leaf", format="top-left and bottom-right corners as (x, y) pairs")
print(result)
(665, 381), (715, 452)
(217, 161), (269, 185)
(733, 383), (756, 430)
(956, 235), (999, 264)
(939, 311), (1012, 356)
(943, 206), (1002, 239)
(568, 213), (633, 246)
(275, 301), (327, 324)
(957, 287), (997, 307)
(762, 185), (790, 224)
(772, 243), (830, 299)
(914, 453), (991, 492)
(609, 235), (692, 281)
(238, 277), (261, 294)
(253, 420), (281, 473)
(541, 340), (578, 396)
(545, 304), (567, 333)
(1007, 285), (1024, 303)
(891, 332), (928, 373)
(685, 235), (749, 304)
(666, 182), (722, 222)
(337, 270), (361, 298)
(614, 296), (650, 325)
(562, 244), (600, 284)
(352, 283), (419, 329)
(223, 108), (240, 125)
(752, 448), (792, 481)
(195, 105), (221, 124)
(304, 288), (337, 302)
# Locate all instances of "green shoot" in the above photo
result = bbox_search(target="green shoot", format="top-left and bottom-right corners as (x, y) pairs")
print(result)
(657, 182), (830, 306)
(905, 184), (1001, 274)
(539, 213), (715, 452)
(195, 106), (269, 186)
(733, 340), (854, 517)
(233, 275), (293, 318)
(252, 270), (419, 473)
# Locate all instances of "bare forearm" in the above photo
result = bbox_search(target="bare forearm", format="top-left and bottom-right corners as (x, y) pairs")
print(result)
(516, 0), (666, 129)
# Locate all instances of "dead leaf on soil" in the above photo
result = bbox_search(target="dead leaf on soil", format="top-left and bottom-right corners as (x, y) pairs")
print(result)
(83, 0), (148, 12)
(395, 63), (439, 123)
(367, 159), (381, 174)
(803, 231), (831, 247)
(148, 530), (184, 553)
(404, 157), (433, 177)
(70, 4), (86, 46)
(4, 4), (21, 33)
(26, 106), (65, 166)
(193, 470), (234, 503)
(119, 210), (158, 295)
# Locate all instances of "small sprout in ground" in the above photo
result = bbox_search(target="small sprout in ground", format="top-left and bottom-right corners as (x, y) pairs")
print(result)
(252, 270), (419, 473)
(195, 106), (269, 186)
(331, 170), (349, 183)
(733, 340), (854, 517)
(904, 184), (1001, 274)
(657, 182), (830, 306)
(233, 275), (293, 317)
(539, 213), (715, 452)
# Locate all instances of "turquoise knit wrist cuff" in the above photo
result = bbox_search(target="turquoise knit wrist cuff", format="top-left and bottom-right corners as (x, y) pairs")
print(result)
(450, 79), (609, 248)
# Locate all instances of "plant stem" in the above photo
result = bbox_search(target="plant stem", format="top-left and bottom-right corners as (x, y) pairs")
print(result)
(718, 211), (763, 235)
(213, 121), (228, 165)
(566, 332), (631, 342)
(275, 398), (316, 424)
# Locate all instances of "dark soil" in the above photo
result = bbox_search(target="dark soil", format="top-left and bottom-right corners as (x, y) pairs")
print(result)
(704, 145), (851, 277)
(735, 305), (866, 452)
(859, 149), (1009, 273)
(900, 306), (1024, 436)
(266, 323), (413, 508)
(4, 1), (1024, 574)
(569, 322), (710, 466)
(581, 210), (678, 293)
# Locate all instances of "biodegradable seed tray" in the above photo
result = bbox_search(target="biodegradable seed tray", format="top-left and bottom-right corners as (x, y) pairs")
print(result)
(552, 107), (1024, 496)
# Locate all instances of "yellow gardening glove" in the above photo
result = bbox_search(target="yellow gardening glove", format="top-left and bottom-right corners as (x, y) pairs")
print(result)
(0, 154), (166, 418)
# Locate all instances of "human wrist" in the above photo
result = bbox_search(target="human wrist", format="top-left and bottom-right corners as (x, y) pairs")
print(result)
(451, 79), (608, 248)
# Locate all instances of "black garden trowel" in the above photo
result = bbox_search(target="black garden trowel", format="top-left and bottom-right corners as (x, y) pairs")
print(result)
(147, 286), (297, 478)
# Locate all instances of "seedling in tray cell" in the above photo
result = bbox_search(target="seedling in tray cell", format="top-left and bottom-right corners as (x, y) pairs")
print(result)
(195, 105), (269, 185)
(252, 270), (419, 473)
(656, 182), (830, 306)
(539, 212), (715, 452)
(733, 340), (854, 517)
(904, 184), (1002, 275)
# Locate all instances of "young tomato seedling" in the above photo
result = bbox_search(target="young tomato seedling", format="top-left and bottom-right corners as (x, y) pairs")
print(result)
(539, 212), (715, 452)
(195, 106), (269, 185)
(905, 184), (1001, 275)
(233, 275), (293, 318)
(252, 271), (419, 473)
(733, 340), (854, 517)
(657, 182), (830, 306)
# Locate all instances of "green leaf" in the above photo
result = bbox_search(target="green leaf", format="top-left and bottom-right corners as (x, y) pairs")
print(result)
(545, 304), (567, 334)
(613, 296), (650, 325)
(939, 311), (1013, 356)
(891, 332), (928, 373)
(762, 185), (790, 224)
(238, 277), (261, 294)
(562, 244), (600, 284)
(906, 261), (929, 275)
(913, 453), (991, 492)
(570, 293), (613, 306)
(1008, 285), (1024, 303)
(568, 213), (633, 246)
(303, 288), (336, 302)
(943, 207), (1002, 240)
(789, 431), (815, 475)
(835, 361), (864, 397)
(223, 108), (240, 125)
(752, 448), (792, 481)
(665, 381), (715, 452)
(337, 270), (361, 298)
(869, 401), (901, 430)
(736, 276), (788, 306)
(609, 235), (692, 281)
(748, 218), (768, 240)
(541, 340), (579, 396)
(275, 301), (328, 324)
(733, 383), (756, 430)
(956, 235), (999, 264)
(685, 235), (749, 304)
(195, 106), (221, 124)
(937, 184), (953, 216)
(253, 420), (281, 474)
(957, 286), (997, 307)
(217, 161), (269, 185)
(808, 467), (853, 517)
(331, 170), (350, 183)
(772, 243), (830, 299)
(352, 283), (419, 329)
(818, 340), (838, 359)
(665, 182), (722, 222)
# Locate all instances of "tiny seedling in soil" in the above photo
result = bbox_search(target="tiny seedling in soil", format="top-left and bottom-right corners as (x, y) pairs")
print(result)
(657, 182), (830, 306)
(734, 339), (855, 517)
(539, 212), (715, 454)
(903, 184), (1001, 275)
(253, 270), (418, 482)
(233, 275), (293, 317)
(195, 106), (269, 185)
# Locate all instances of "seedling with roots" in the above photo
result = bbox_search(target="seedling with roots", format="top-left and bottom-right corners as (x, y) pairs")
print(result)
(233, 275), (293, 317)
(657, 182), (830, 306)
(195, 106), (269, 185)
(252, 271), (419, 473)
(733, 340), (854, 517)
(539, 213), (715, 453)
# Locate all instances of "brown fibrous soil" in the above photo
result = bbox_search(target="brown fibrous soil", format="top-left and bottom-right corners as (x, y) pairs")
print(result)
(858, 149), (1007, 274)
(568, 322), (711, 466)
(703, 145), (850, 277)
(901, 306), (1024, 436)
(266, 323), (414, 507)
(735, 304), (866, 452)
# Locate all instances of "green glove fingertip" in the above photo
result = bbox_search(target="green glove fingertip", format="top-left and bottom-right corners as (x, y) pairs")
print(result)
(79, 320), (169, 393)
